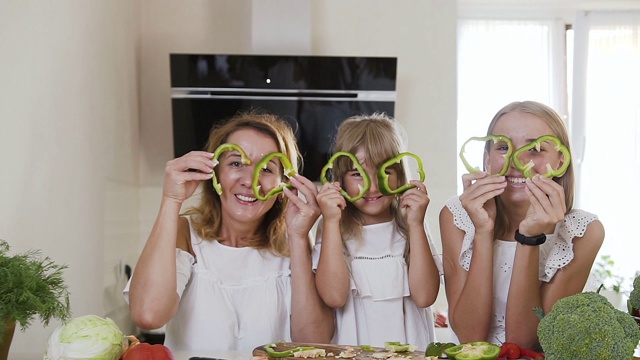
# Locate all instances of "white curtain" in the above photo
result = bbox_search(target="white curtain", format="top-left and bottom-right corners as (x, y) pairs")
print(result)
(572, 11), (640, 284)
(457, 19), (566, 193)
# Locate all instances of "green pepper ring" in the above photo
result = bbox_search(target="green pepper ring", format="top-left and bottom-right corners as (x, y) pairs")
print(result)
(251, 152), (297, 201)
(512, 135), (571, 179)
(377, 152), (426, 195)
(459, 135), (514, 176)
(443, 341), (501, 360)
(211, 143), (251, 195)
(263, 343), (316, 358)
(320, 151), (371, 202)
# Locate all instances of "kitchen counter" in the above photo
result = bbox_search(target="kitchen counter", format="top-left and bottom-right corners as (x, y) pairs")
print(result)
(11, 350), (252, 360)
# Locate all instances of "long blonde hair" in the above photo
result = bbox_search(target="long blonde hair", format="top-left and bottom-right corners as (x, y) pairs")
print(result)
(184, 111), (300, 257)
(331, 113), (411, 243)
(485, 101), (575, 238)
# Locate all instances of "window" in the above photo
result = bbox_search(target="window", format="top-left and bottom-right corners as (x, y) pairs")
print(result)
(458, 11), (640, 287)
(572, 11), (640, 284)
(457, 18), (567, 193)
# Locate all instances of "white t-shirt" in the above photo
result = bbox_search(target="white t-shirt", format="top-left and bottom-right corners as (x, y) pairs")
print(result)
(124, 216), (292, 353)
(444, 196), (598, 344)
(311, 220), (442, 349)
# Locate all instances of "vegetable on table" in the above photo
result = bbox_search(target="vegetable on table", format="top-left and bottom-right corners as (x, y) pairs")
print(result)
(251, 152), (297, 201)
(459, 135), (513, 176)
(628, 274), (640, 314)
(43, 315), (125, 360)
(263, 343), (316, 358)
(512, 135), (571, 179)
(320, 151), (371, 202)
(384, 341), (415, 353)
(426, 341), (456, 357)
(535, 291), (640, 360)
(122, 337), (174, 360)
(211, 143), (250, 195)
(443, 341), (500, 360)
(498, 342), (520, 359)
(518, 348), (545, 360)
(377, 152), (425, 195)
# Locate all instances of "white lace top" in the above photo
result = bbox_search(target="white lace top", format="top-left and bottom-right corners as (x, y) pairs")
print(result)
(311, 220), (442, 349)
(124, 216), (292, 353)
(445, 196), (598, 344)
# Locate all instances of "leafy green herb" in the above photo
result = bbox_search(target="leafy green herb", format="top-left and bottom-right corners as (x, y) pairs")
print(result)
(0, 240), (71, 344)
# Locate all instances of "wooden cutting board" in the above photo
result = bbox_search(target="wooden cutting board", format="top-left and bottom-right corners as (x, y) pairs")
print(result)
(252, 342), (428, 360)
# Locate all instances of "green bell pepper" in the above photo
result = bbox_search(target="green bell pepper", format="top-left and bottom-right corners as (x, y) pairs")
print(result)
(251, 152), (297, 201)
(459, 135), (514, 176)
(211, 143), (250, 195)
(263, 343), (316, 358)
(426, 341), (457, 357)
(377, 152), (425, 195)
(320, 151), (371, 202)
(512, 135), (571, 178)
(384, 341), (415, 353)
(443, 341), (500, 360)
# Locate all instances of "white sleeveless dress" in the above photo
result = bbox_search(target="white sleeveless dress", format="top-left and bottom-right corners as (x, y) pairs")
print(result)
(444, 196), (598, 344)
(311, 220), (442, 349)
(124, 216), (292, 353)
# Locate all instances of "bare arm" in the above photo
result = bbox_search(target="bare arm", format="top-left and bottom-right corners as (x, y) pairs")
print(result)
(440, 206), (495, 342)
(505, 220), (605, 348)
(403, 182), (440, 307)
(129, 151), (214, 330)
(440, 172), (507, 342)
(504, 176), (604, 348)
(315, 182), (351, 308)
(286, 176), (335, 342)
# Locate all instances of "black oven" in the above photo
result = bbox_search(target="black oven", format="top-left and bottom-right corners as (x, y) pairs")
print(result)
(170, 54), (397, 182)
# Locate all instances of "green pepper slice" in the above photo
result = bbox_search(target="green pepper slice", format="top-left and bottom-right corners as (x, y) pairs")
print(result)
(443, 341), (500, 360)
(377, 152), (425, 195)
(459, 135), (514, 176)
(252, 152), (297, 201)
(512, 135), (571, 179)
(426, 342), (457, 357)
(384, 341), (415, 353)
(320, 151), (371, 202)
(263, 343), (316, 358)
(211, 143), (251, 195)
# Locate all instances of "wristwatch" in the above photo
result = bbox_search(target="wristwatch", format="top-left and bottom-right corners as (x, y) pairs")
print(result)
(514, 229), (546, 246)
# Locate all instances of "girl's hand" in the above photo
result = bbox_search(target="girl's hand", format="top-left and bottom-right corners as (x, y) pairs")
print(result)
(316, 182), (346, 222)
(399, 180), (430, 227)
(162, 151), (214, 204)
(459, 172), (507, 234)
(519, 175), (566, 235)
(283, 175), (321, 239)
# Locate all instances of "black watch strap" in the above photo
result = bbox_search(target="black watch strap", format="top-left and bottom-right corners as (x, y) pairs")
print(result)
(514, 229), (546, 246)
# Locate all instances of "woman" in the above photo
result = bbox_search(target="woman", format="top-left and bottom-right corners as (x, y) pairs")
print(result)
(125, 111), (334, 352)
(439, 101), (604, 349)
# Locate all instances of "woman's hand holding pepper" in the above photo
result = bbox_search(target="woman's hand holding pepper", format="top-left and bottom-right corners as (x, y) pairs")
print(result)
(316, 182), (346, 223)
(519, 174), (566, 236)
(400, 180), (430, 228)
(459, 172), (507, 235)
(162, 151), (215, 204)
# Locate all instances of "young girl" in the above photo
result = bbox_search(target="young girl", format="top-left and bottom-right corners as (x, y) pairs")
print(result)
(314, 113), (441, 348)
(439, 101), (605, 349)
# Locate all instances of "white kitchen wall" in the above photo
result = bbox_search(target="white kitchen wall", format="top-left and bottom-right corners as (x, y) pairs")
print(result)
(0, 0), (141, 355)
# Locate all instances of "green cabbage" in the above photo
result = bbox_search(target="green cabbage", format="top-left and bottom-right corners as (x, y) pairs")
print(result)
(44, 314), (125, 360)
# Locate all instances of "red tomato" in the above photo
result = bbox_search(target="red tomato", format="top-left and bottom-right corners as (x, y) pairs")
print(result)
(499, 342), (521, 360)
(122, 342), (174, 360)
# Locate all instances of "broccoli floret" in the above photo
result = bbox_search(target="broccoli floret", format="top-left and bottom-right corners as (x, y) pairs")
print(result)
(537, 292), (640, 360)
(630, 274), (640, 311)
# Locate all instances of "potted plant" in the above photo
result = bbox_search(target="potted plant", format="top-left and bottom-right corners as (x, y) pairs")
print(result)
(0, 239), (71, 360)
(628, 274), (640, 324)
